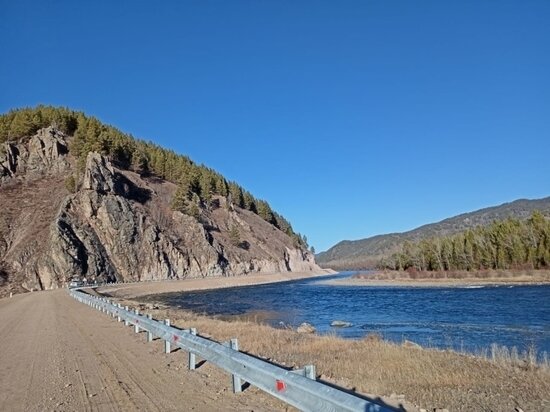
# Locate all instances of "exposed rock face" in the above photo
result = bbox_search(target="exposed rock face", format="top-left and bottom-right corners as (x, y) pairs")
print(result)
(0, 128), (321, 295)
(0, 126), (69, 182)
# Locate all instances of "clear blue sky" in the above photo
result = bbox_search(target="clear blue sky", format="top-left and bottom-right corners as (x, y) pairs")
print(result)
(1, 1), (549, 252)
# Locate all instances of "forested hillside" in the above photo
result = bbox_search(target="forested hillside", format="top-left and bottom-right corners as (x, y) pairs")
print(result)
(0, 106), (307, 248)
(380, 212), (550, 272)
(317, 197), (550, 269)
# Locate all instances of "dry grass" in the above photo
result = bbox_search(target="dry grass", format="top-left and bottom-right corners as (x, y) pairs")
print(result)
(484, 343), (549, 371)
(119, 298), (550, 412)
(353, 269), (550, 283)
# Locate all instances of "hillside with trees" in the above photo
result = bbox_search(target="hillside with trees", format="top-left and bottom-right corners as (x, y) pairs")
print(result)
(0, 106), (307, 248)
(317, 198), (550, 270)
(380, 211), (550, 272)
(0, 106), (320, 296)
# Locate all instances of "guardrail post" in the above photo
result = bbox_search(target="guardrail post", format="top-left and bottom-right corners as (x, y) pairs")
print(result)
(134, 309), (140, 333)
(117, 304), (122, 322)
(230, 338), (242, 393)
(304, 365), (316, 380)
(188, 328), (197, 370)
(9, 292), (12, 298)
(124, 307), (129, 326)
(164, 319), (171, 353)
(147, 314), (153, 342)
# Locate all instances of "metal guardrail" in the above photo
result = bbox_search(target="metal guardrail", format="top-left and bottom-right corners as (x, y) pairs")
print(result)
(69, 289), (394, 412)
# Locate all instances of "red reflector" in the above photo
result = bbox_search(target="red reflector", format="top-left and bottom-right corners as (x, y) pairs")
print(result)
(276, 380), (286, 392)
(173, 335), (179, 342)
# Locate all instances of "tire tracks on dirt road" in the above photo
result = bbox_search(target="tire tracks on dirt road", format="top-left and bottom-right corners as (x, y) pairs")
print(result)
(0, 290), (286, 411)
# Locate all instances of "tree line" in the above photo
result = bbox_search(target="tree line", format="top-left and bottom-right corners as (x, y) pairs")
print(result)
(0, 106), (308, 249)
(380, 211), (550, 272)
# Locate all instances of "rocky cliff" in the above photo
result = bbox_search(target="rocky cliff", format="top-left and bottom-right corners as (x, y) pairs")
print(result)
(0, 127), (320, 296)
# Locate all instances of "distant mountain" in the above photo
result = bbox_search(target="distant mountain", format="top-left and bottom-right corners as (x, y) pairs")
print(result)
(316, 197), (550, 270)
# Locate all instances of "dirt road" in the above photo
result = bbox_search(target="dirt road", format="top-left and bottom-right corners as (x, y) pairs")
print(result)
(0, 290), (287, 411)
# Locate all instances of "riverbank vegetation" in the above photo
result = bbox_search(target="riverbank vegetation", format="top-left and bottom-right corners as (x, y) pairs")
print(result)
(380, 212), (550, 273)
(118, 297), (550, 412)
(350, 268), (550, 283)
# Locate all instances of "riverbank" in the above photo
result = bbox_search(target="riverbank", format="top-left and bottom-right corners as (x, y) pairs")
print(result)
(98, 269), (335, 299)
(95, 271), (550, 410)
(319, 269), (550, 288)
(111, 292), (550, 412)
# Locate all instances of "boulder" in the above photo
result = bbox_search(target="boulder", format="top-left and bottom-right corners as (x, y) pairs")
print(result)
(330, 320), (353, 328)
(296, 322), (316, 334)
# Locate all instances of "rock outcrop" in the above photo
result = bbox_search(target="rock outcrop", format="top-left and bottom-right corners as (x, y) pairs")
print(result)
(0, 127), (321, 295)
(0, 126), (69, 182)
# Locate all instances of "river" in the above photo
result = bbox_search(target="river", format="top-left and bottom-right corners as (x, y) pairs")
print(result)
(148, 272), (550, 356)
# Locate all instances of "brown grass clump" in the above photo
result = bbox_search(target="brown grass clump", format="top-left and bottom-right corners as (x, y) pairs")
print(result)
(121, 298), (550, 412)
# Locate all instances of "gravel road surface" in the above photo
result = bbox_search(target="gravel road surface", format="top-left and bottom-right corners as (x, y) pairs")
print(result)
(0, 290), (288, 411)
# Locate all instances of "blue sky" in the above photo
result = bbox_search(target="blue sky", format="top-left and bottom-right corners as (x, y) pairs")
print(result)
(1, 1), (549, 252)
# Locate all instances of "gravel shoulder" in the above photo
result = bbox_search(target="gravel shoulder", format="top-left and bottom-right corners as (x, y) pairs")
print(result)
(0, 289), (290, 411)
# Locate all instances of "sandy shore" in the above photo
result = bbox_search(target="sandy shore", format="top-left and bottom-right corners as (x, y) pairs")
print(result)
(319, 274), (550, 288)
(98, 269), (336, 299)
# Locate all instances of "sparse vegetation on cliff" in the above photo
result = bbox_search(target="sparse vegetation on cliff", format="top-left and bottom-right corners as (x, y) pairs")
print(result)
(0, 108), (320, 295)
(0, 105), (308, 249)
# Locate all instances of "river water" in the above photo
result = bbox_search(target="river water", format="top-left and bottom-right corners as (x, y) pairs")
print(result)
(149, 272), (550, 356)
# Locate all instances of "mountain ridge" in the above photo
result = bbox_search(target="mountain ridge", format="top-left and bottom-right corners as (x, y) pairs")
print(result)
(316, 197), (550, 270)
(0, 113), (320, 296)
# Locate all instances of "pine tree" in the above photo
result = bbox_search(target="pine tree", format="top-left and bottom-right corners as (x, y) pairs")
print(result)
(229, 224), (241, 246)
